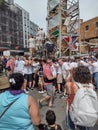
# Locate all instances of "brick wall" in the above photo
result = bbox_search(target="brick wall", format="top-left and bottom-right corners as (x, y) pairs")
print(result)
(80, 17), (98, 41)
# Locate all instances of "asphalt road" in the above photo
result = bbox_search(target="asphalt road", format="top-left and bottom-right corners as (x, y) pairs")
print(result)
(0, 75), (98, 130)
(30, 88), (98, 130)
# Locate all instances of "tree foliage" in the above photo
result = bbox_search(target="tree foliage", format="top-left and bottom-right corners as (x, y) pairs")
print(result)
(0, 0), (4, 5)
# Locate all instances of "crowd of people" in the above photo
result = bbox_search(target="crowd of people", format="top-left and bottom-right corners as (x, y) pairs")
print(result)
(28, 28), (55, 58)
(28, 28), (45, 57)
(0, 52), (98, 130)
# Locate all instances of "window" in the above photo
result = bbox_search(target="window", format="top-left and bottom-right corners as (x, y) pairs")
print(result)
(96, 22), (98, 28)
(85, 25), (89, 31)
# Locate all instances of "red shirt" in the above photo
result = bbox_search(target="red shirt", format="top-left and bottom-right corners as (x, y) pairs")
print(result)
(67, 83), (75, 111)
(43, 64), (53, 86)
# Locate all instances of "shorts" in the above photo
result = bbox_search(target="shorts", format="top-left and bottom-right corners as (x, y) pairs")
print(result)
(66, 111), (75, 130)
(29, 48), (35, 53)
(57, 74), (63, 84)
(24, 74), (33, 82)
(53, 78), (57, 86)
(45, 84), (53, 96)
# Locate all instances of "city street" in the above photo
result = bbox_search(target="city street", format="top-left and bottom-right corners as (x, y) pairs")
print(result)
(30, 88), (98, 130)
(0, 0), (98, 129)
(0, 75), (98, 130)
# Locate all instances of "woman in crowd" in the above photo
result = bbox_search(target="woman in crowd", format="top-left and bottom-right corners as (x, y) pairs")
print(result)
(0, 73), (41, 130)
(66, 66), (94, 130)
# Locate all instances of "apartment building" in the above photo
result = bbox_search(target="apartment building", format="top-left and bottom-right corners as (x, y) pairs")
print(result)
(15, 4), (30, 48)
(0, 0), (19, 51)
(15, 4), (39, 49)
(80, 17), (98, 42)
(0, 0), (41, 54)
(16, 6), (23, 49)
(30, 21), (39, 38)
(80, 17), (98, 53)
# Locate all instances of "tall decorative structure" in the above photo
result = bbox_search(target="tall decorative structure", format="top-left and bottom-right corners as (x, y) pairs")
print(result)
(47, 0), (80, 56)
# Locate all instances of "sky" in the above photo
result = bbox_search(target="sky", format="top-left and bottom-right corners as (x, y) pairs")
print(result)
(14, 0), (98, 33)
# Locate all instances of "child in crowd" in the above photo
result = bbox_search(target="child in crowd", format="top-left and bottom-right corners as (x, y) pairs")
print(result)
(38, 110), (62, 130)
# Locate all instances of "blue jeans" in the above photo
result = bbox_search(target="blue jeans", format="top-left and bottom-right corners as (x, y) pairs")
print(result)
(77, 126), (90, 130)
(66, 112), (75, 130)
(66, 112), (90, 130)
(93, 72), (98, 89)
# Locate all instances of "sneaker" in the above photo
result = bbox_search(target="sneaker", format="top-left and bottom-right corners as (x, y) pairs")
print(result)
(60, 94), (68, 99)
(60, 95), (65, 99)
(38, 90), (44, 94)
(38, 90), (41, 93)
(43, 90), (46, 93)
(27, 86), (34, 91)
(58, 91), (62, 94)
(24, 89), (29, 94)
(31, 87), (34, 90)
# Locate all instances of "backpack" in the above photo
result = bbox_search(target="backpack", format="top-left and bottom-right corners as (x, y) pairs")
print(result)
(46, 43), (54, 52)
(69, 82), (98, 127)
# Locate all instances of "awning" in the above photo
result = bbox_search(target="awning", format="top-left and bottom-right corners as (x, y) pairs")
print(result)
(0, 47), (10, 52)
(10, 50), (24, 53)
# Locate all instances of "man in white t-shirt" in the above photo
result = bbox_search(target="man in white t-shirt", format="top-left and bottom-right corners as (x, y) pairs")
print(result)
(36, 28), (45, 50)
(87, 54), (98, 89)
(28, 34), (35, 56)
(58, 58), (70, 98)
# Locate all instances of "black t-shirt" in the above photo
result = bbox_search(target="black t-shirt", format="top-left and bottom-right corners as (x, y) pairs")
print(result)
(46, 124), (62, 130)
(38, 124), (62, 130)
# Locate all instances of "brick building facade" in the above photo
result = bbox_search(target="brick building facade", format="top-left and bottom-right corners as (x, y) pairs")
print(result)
(80, 17), (98, 42)
(79, 17), (98, 53)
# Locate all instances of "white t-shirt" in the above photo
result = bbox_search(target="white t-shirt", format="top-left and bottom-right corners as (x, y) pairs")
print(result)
(92, 61), (98, 73)
(62, 62), (70, 79)
(17, 60), (25, 74)
(14, 60), (19, 73)
(70, 62), (78, 70)
(56, 64), (62, 74)
(51, 64), (57, 77)
(28, 38), (35, 48)
(36, 30), (45, 41)
(32, 62), (40, 73)
(80, 61), (94, 75)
